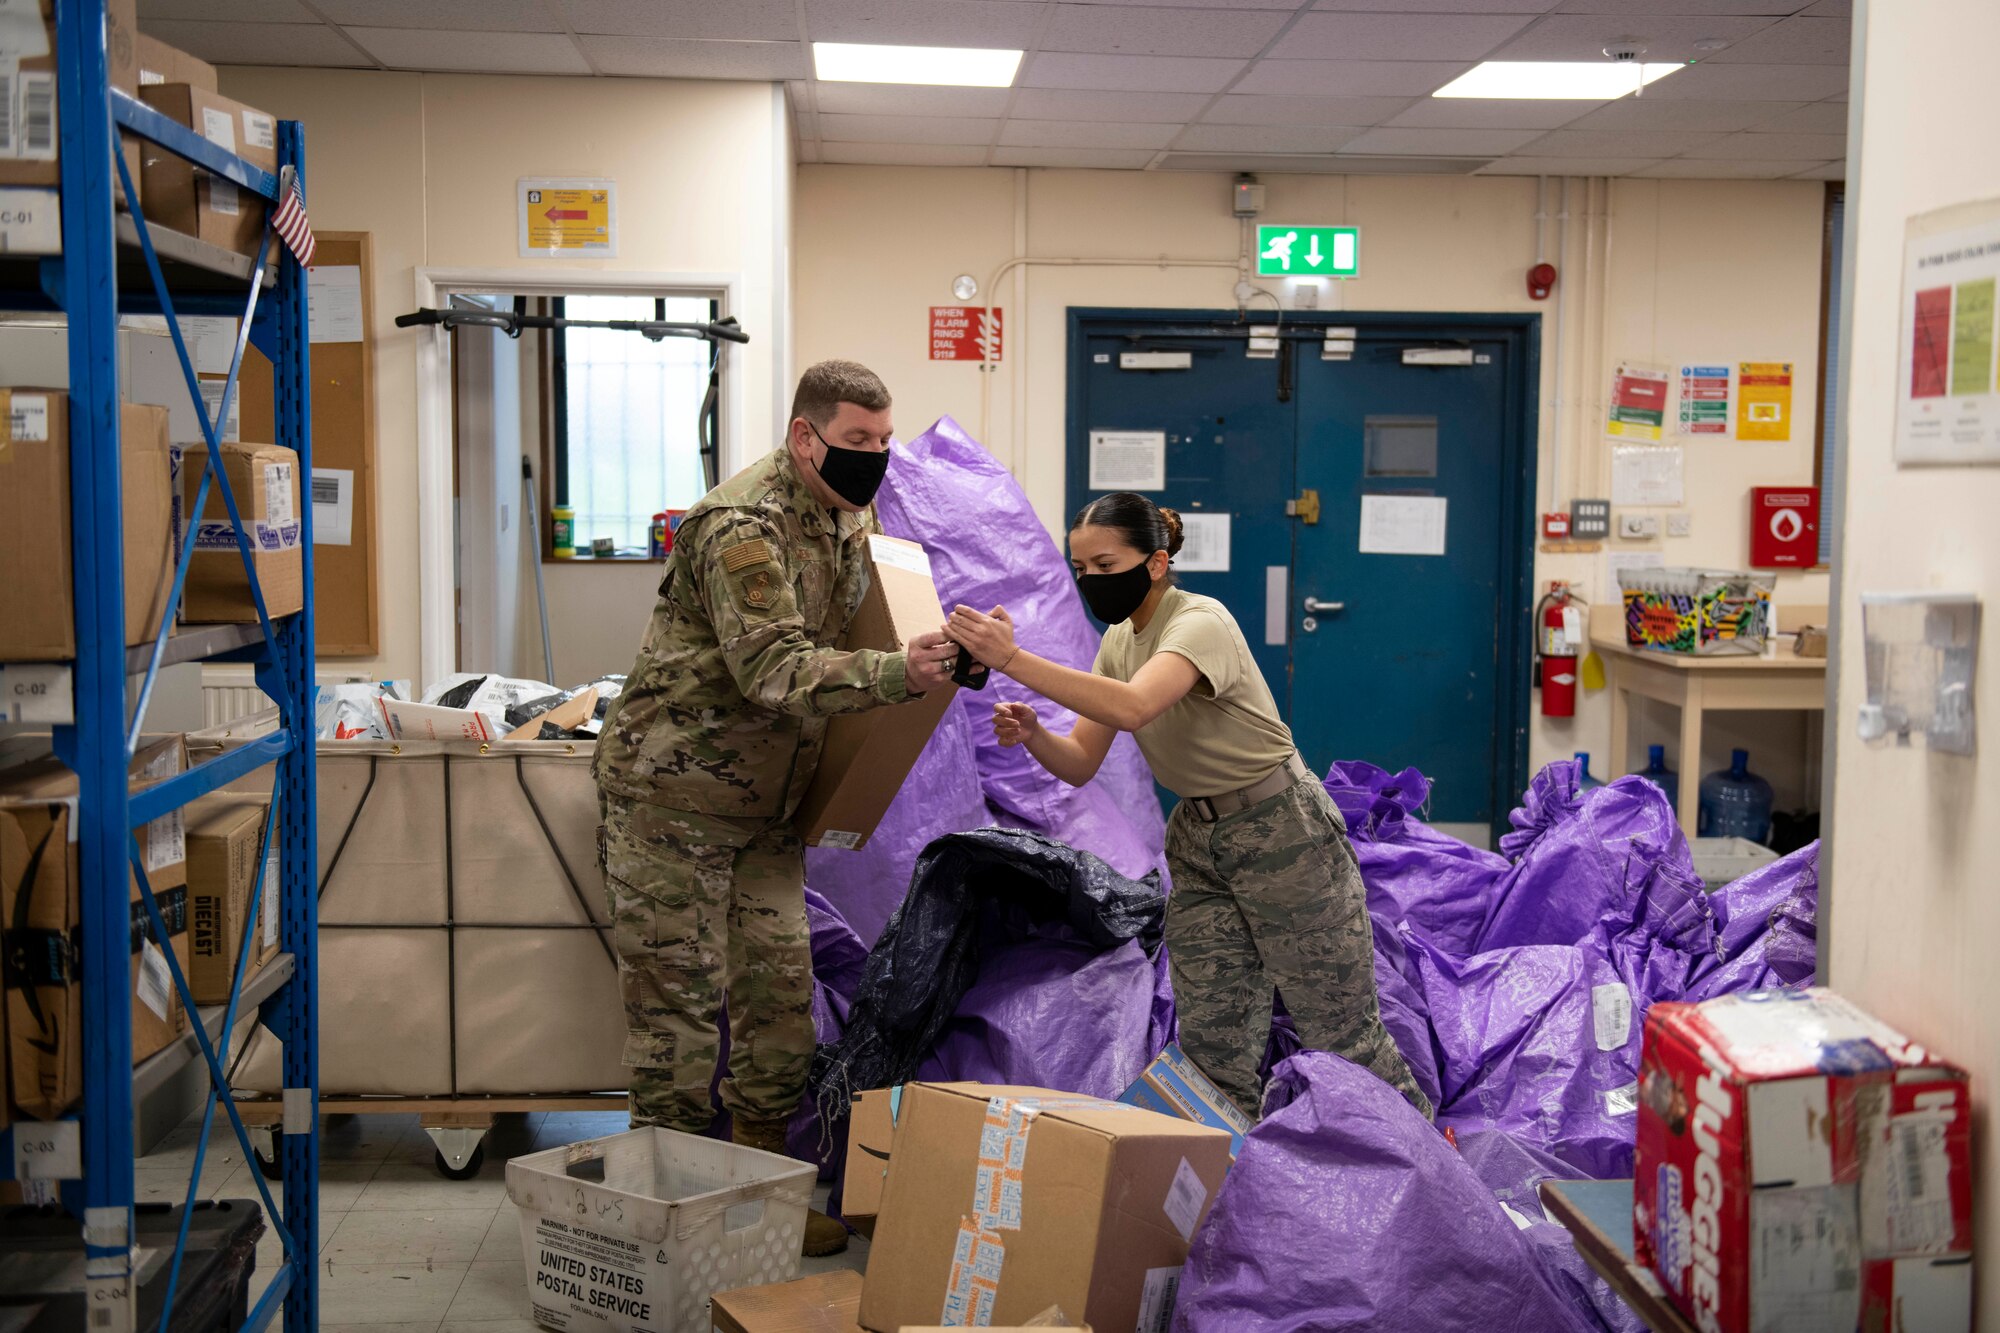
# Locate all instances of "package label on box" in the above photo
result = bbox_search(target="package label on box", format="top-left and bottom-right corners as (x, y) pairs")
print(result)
(818, 829), (863, 850)
(242, 109), (274, 151)
(1163, 1157), (1206, 1242)
(0, 67), (56, 162)
(210, 177), (239, 217)
(868, 533), (932, 577)
(0, 663), (73, 723)
(191, 517), (301, 553)
(0, 4), (53, 61)
(263, 461), (294, 523)
(200, 105), (234, 150)
(137, 938), (172, 1021)
(1137, 1266), (1180, 1333)
(6, 389), (47, 440)
(141, 743), (186, 873)
(1748, 1186), (1861, 1333)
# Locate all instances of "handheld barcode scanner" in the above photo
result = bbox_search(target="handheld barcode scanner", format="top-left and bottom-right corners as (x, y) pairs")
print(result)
(951, 647), (990, 690)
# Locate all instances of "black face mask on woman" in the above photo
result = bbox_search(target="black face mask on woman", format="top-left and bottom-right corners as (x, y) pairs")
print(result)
(1077, 559), (1156, 625)
(810, 423), (889, 507)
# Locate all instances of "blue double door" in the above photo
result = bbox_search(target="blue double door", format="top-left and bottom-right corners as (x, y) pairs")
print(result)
(1065, 310), (1537, 830)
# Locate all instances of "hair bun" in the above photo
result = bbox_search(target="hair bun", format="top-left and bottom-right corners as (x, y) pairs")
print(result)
(1159, 507), (1186, 558)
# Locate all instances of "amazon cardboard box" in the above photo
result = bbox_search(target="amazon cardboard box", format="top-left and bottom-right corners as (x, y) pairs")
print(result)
(840, 1086), (900, 1239)
(797, 536), (955, 850)
(857, 1083), (1231, 1333)
(0, 392), (177, 661)
(177, 440), (304, 622)
(136, 33), (217, 92)
(184, 795), (279, 1005)
(0, 0), (143, 208)
(0, 734), (189, 1119)
(137, 84), (277, 256)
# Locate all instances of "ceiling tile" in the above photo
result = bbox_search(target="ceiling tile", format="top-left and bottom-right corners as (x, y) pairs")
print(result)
(1023, 52), (1248, 93)
(1057, 0), (1298, 7)
(991, 146), (1160, 168)
(1705, 16), (1850, 64)
(1233, 59), (1472, 96)
(1552, 0), (1812, 13)
(1158, 151), (1487, 174)
(1630, 158), (1826, 178)
(1788, 160), (1846, 179)
(138, 19), (372, 67)
(1683, 130), (1844, 159)
(818, 113), (999, 145)
(998, 119), (1181, 149)
(1041, 4), (1289, 58)
(1748, 101), (1848, 133)
(1637, 61), (1847, 100)
(1489, 15), (1778, 63)
(1476, 155), (1661, 175)
(812, 83), (1014, 118)
(1564, 98), (1805, 132)
(139, 0), (315, 21)
(1519, 128), (1727, 157)
(574, 36), (808, 79)
(806, 0), (1048, 49)
(820, 143), (991, 166)
(1318, 0), (1565, 11)
(346, 27), (589, 73)
(1172, 123), (1366, 153)
(796, 141), (822, 163)
(1384, 97), (1604, 130)
(1798, 1), (1851, 16)
(561, 0), (799, 41)
(316, 0), (559, 31)
(1340, 126), (1546, 156)
(1009, 88), (1214, 122)
(1272, 13), (1538, 61)
(1205, 93), (1416, 125)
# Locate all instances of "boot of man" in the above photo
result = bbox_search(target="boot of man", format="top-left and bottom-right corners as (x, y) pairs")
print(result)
(730, 1116), (849, 1257)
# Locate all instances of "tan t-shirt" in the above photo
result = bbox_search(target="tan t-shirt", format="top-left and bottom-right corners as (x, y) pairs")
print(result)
(1093, 586), (1297, 799)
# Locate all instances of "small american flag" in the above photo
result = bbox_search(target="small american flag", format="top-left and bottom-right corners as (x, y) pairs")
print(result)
(272, 165), (316, 269)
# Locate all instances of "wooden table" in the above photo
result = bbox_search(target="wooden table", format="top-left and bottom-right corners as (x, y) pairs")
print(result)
(1592, 624), (1828, 836)
(1538, 1179), (1697, 1333)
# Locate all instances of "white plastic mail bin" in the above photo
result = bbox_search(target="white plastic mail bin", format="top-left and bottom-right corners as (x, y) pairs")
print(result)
(505, 1127), (815, 1333)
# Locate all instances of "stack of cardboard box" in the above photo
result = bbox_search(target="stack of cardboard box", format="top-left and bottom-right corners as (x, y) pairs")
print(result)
(0, 0), (143, 252)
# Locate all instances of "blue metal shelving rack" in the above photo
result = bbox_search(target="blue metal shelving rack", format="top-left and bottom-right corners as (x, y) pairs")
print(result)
(1, 2), (319, 1328)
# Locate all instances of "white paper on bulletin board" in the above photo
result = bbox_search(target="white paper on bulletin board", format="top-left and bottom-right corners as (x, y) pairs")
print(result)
(1610, 443), (1684, 506)
(1359, 495), (1447, 556)
(1088, 430), (1166, 491)
(1895, 199), (2000, 465)
(179, 317), (239, 374)
(308, 265), (364, 344)
(1175, 512), (1231, 572)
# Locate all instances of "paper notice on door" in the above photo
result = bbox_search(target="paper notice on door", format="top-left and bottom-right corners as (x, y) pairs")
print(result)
(1088, 430), (1166, 491)
(1359, 495), (1447, 556)
(308, 265), (364, 344)
(1175, 512), (1231, 572)
(312, 467), (354, 545)
(1610, 443), (1684, 506)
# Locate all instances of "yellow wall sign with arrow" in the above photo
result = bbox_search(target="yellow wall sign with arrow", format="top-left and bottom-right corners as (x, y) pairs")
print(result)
(518, 177), (618, 258)
(1256, 224), (1360, 278)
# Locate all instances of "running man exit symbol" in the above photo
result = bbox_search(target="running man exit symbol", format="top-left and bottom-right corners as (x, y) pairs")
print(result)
(1257, 225), (1359, 278)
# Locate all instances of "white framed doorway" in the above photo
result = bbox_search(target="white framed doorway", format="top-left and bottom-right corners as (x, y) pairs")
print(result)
(411, 267), (748, 689)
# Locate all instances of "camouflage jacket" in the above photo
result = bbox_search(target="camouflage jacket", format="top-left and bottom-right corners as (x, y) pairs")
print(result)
(593, 447), (912, 819)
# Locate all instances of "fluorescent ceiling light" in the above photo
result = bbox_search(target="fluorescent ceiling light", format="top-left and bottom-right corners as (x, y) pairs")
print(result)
(1433, 61), (1684, 100)
(813, 42), (1023, 88)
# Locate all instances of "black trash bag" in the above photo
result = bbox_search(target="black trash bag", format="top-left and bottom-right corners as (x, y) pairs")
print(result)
(506, 689), (574, 730)
(811, 828), (1164, 1129)
(431, 674), (487, 711)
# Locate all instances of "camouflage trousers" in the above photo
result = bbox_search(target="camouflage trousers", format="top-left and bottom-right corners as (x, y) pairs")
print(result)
(1165, 773), (1434, 1123)
(599, 793), (815, 1132)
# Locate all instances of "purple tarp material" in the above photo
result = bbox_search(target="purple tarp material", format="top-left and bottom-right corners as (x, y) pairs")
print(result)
(1175, 1052), (1595, 1333)
(1682, 842), (1820, 1002)
(803, 690), (994, 947)
(786, 889), (869, 1170)
(1327, 761), (1508, 957)
(873, 416), (1167, 883)
(1457, 1129), (1649, 1333)
(917, 938), (1174, 1099)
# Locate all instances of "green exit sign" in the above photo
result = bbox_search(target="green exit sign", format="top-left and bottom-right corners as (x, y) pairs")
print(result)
(1255, 224), (1359, 278)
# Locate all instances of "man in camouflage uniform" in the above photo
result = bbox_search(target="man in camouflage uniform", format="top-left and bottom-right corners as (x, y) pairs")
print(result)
(595, 360), (956, 1256)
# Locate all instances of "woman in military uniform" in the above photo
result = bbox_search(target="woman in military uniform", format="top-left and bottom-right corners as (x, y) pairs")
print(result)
(945, 492), (1431, 1123)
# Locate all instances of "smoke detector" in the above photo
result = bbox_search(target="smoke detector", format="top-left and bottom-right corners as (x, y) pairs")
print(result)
(1602, 38), (1648, 63)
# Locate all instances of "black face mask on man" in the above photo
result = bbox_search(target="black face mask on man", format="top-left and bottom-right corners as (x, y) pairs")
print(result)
(809, 423), (889, 507)
(1076, 558), (1157, 625)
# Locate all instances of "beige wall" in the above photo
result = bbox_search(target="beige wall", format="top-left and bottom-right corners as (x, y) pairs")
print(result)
(217, 68), (789, 686)
(796, 166), (1829, 791)
(1830, 1), (1999, 1319)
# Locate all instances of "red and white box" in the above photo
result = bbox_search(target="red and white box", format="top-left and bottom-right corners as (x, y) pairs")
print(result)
(1635, 989), (1973, 1333)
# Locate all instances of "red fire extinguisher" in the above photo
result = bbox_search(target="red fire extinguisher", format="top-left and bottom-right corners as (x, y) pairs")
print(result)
(1535, 584), (1584, 718)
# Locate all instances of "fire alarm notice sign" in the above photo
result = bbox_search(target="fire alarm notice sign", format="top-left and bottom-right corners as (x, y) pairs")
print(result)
(930, 306), (1002, 362)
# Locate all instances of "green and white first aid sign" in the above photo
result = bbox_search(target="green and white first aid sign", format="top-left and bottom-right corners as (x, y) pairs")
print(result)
(1256, 225), (1359, 278)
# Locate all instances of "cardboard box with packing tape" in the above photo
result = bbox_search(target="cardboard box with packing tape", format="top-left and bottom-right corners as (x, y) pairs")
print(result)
(184, 795), (280, 1006)
(857, 1082), (1231, 1333)
(175, 439), (305, 622)
(797, 535), (957, 850)
(1634, 989), (1974, 1333)
(0, 735), (191, 1119)
(137, 83), (278, 258)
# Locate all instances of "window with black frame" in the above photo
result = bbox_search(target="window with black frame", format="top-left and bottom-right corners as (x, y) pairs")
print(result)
(547, 292), (721, 556)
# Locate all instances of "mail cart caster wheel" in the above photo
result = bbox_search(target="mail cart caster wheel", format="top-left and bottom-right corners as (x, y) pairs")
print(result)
(435, 1143), (485, 1181)
(256, 1130), (284, 1181)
